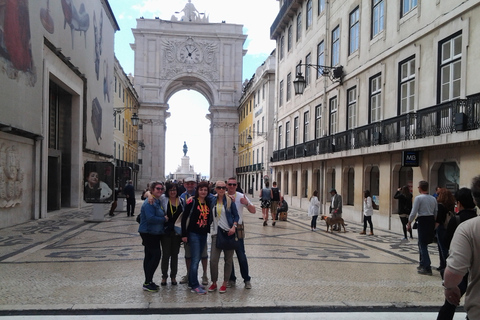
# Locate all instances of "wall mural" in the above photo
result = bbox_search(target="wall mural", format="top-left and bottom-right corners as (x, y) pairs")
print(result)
(0, 144), (24, 208)
(91, 97), (102, 145)
(40, 0), (54, 34)
(0, 0), (36, 86)
(103, 59), (110, 102)
(61, 0), (89, 49)
(93, 10), (102, 80)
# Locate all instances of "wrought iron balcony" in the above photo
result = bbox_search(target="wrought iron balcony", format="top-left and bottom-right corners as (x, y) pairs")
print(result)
(272, 94), (480, 162)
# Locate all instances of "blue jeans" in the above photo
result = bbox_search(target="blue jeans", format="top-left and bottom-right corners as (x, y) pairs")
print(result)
(417, 215), (435, 270)
(230, 238), (251, 283)
(187, 232), (207, 289)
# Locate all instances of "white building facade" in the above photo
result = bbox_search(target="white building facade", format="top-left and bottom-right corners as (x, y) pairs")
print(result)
(0, 1), (119, 228)
(270, 0), (480, 231)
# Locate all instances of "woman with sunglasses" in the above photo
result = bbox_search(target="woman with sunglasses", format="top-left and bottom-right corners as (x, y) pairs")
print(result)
(181, 181), (213, 294)
(207, 180), (239, 293)
(159, 182), (185, 286)
(138, 181), (167, 292)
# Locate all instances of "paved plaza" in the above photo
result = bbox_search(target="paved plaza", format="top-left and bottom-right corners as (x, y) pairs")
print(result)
(0, 196), (467, 318)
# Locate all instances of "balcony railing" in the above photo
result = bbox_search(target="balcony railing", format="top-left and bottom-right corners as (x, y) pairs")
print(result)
(271, 95), (480, 162)
(235, 163), (265, 174)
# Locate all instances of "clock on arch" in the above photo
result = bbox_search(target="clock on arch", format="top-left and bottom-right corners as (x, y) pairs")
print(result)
(178, 43), (203, 63)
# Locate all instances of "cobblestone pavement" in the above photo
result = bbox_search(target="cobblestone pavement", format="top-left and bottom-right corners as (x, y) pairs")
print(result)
(0, 196), (466, 317)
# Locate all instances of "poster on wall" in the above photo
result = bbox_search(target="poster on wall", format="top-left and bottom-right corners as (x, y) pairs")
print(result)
(84, 161), (114, 203)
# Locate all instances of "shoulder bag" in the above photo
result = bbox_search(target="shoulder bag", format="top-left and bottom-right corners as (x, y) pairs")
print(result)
(216, 226), (237, 250)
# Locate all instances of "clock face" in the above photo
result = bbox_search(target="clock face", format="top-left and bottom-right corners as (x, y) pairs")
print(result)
(178, 44), (203, 63)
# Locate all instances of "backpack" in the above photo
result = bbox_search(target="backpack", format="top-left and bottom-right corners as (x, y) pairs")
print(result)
(444, 210), (454, 228)
(272, 188), (280, 201)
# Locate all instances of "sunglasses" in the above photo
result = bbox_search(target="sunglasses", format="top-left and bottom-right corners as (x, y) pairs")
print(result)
(155, 187), (164, 191)
(227, 183), (237, 186)
(216, 186), (226, 190)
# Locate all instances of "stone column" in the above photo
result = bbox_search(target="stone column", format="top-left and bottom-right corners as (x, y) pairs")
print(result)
(138, 103), (169, 187)
(208, 106), (238, 182)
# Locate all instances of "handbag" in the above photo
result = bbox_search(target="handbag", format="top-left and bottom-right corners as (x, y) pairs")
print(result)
(235, 223), (245, 239)
(216, 227), (237, 250)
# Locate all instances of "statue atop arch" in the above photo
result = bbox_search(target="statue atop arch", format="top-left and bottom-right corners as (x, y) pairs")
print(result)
(174, 1), (209, 23)
(183, 141), (188, 156)
(181, 0), (199, 22)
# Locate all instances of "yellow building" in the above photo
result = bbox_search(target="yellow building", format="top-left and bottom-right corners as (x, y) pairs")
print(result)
(113, 57), (141, 187)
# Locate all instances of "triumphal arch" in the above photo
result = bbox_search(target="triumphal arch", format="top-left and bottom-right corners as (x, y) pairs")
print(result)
(132, 3), (246, 185)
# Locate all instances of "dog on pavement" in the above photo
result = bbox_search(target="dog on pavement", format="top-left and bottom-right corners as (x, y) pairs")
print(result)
(320, 215), (346, 233)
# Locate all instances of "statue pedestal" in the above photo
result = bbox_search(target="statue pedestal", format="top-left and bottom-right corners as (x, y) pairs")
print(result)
(85, 203), (111, 222)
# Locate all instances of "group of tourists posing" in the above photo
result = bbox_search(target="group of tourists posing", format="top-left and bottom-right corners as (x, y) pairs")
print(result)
(137, 177), (255, 295)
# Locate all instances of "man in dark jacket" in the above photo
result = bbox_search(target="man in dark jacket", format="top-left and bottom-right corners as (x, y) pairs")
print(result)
(437, 187), (477, 320)
(124, 180), (136, 217)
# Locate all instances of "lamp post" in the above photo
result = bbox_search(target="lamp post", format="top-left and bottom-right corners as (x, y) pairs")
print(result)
(293, 65), (344, 95)
(113, 108), (140, 126)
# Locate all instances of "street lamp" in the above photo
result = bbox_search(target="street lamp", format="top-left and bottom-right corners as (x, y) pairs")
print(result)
(129, 139), (145, 150)
(113, 108), (140, 126)
(293, 65), (344, 95)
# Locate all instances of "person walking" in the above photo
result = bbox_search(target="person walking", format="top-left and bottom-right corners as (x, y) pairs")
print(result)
(360, 190), (374, 235)
(227, 177), (256, 289)
(441, 176), (480, 320)
(437, 187), (478, 320)
(159, 182), (184, 286)
(138, 181), (167, 292)
(434, 188), (456, 276)
(208, 180), (239, 294)
(260, 181), (272, 226)
(394, 185), (413, 240)
(407, 180), (437, 275)
(181, 181), (213, 295)
(308, 190), (320, 231)
(270, 182), (281, 221)
(124, 180), (136, 217)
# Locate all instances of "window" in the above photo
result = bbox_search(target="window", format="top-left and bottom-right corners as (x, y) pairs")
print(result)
(332, 26), (340, 66)
(306, 0), (313, 29)
(304, 111), (310, 142)
(370, 74), (382, 122)
(347, 87), (357, 130)
(262, 83), (265, 100)
(296, 12), (302, 42)
(399, 57), (415, 114)
(317, 41), (325, 78)
(287, 26), (292, 51)
(262, 116), (265, 133)
(287, 73), (292, 101)
(279, 80), (284, 106)
(329, 97), (338, 135)
(278, 125), (283, 149)
(305, 53), (311, 87)
(401, 0), (418, 17)
(294, 117), (299, 145)
(285, 121), (291, 147)
(318, 0), (325, 14)
(315, 105), (322, 139)
(372, 0), (384, 38)
(280, 36), (285, 60)
(349, 7), (359, 55)
(439, 33), (462, 103)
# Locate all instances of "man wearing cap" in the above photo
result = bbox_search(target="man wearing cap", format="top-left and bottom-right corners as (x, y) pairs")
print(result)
(179, 177), (209, 286)
(329, 188), (342, 231)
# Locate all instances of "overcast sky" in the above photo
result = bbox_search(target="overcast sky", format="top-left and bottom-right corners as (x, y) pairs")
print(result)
(109, 0), (278, 179)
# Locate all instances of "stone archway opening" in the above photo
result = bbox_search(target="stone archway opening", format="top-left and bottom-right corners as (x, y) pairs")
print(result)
(165, 89), (211, 180)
